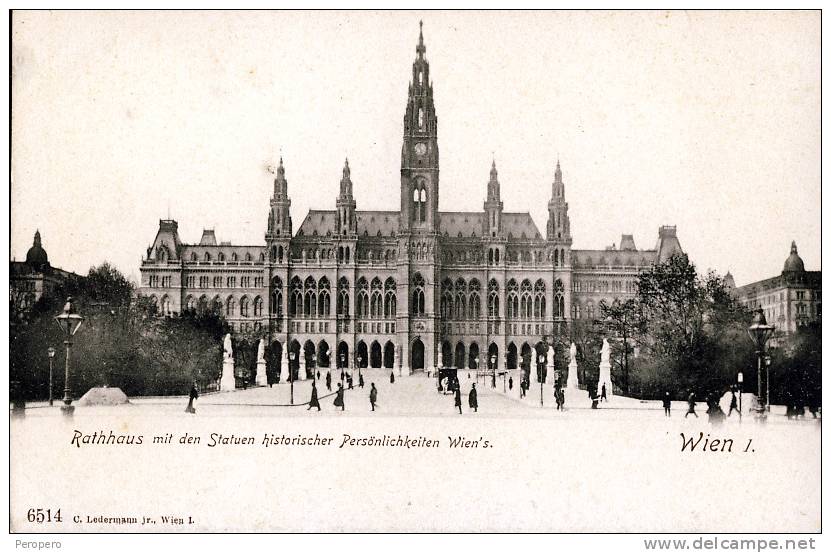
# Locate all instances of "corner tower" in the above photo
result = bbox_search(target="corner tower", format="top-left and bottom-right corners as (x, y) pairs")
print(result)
(265, 158), (292, 261)
(400, 21), (439, 232)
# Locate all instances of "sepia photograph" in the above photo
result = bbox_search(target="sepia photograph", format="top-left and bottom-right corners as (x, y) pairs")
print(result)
(8, 9), (821, 538)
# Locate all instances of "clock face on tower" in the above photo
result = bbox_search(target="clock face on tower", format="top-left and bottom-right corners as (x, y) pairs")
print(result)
(414, 142), (427, 156)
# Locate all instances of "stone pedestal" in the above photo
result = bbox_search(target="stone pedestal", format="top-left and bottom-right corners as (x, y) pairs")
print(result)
(298, 358), (307, 381)
(567, 358), (579, 391)
(221, 359), (236, 392)
(597, 360), (612, 400)
(280, 356), (288, 384)
(255, 360), (268, 387)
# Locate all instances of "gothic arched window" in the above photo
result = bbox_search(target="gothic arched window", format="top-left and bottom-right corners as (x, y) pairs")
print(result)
(384, 278), (397, 318)
(554, 279), (565, 319)
(356, 278), (369, 318)
(412, 273), (425, 316)
(534, 279), (546, 319)
(370, 278), (383, 318)
(507, 279), (519, 319)
(337, 277), (350, 318)
(520, 279), (533, 319)
(318, 277), (330, 317)
(289, 277), (302, 316)
(488, 279), (500, 318)
(441, 278), (453, 319)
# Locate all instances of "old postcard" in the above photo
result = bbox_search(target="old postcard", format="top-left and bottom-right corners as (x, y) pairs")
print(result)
(9, 10), (821, 536)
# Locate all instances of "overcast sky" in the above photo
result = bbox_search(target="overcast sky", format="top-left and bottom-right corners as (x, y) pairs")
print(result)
(11, 11), (820, 286)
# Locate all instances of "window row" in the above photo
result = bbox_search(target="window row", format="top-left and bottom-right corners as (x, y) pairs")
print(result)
(183, 275), (263, 288)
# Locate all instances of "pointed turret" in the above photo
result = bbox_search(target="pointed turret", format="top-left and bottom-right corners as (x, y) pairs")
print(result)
(273, 157), (288, 199)
(483, 159), (504, 238)
(336, 158), (357, 235)
(266, 157), (292, 242)
(547, 160), (572, 243)
(487, 159), (500, 201)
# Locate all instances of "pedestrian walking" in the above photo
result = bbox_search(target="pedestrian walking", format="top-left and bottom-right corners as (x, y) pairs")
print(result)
(662, 391), (672, 416)
(359, 373), (365, 388)
(370, 383), (378, 411)
(348, 374), (354, 390)
(685, 392), (698, 418)
(601, 383), (608, 402)
(390, 371), (395, 384)
(468, 383), (478, 413)
(589, 387), (599, 409)
(508, 376), (513, 391)
(558, 388), (565, 410)
(308, 382), (321, 411)
(326, 371), (332, 392)
(334, 383), (345, 411)
(185, 383), (198, 414)
(454, 386), (462, 414)
(317, 370), (321, 380)
(728, 390), (740, 417)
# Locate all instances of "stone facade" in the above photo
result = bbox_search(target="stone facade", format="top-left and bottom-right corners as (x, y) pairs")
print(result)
(138, 25), (684, 380)
(11, 230), (82, 314)
(733, 241), (821, 335)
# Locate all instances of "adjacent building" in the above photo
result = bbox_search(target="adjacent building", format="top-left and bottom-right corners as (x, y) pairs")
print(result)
(733, 241), (821, 334)
(138, 24), (684, 379)
(10, 230), (83, 314)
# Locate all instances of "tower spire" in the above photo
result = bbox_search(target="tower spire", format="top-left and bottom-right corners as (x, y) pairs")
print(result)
(417, 20), (426, 57)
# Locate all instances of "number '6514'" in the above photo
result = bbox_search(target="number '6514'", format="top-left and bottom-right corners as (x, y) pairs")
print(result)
(27, 508), (62, 523)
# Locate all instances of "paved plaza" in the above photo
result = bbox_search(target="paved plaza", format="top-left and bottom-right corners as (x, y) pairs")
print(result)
(19, 369), (816, 424)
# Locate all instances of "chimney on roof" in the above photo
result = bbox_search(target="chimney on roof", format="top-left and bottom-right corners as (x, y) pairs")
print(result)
(199, 229), (217, 246)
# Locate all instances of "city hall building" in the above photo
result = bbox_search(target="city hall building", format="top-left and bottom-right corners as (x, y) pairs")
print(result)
(138, 25), (683, 379)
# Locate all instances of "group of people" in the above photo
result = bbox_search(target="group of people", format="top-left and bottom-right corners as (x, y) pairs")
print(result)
(308, 379), (380, 412)
(673, 389), (735, 425)
(451, 382), (478, 414)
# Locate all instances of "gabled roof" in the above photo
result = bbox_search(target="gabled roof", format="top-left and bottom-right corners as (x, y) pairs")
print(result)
(502, 212), (543, 241)
(296, 210), (401, 238)
(357, 211), (400, 237)
(438, 211), (483, 238)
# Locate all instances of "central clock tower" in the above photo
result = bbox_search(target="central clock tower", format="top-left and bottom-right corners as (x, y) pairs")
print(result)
(400, 21), (439, 233)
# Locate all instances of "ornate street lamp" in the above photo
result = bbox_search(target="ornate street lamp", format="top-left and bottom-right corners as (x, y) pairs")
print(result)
(288, 351), (296, 404)
(47, 347), (56, 407)
(311, 353), (317, 383)
(737, 371), (744, 421)
(340, 353), (345, 381)
(747, 308), (775, 414)
(537, 354), (546, 407)
(54, 297), (84, 416)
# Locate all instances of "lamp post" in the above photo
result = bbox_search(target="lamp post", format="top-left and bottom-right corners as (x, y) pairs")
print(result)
(340, 353), (345, 384)
(311, 353), (317, 383)
(54, 297), (84, 416)
(538, 354), (545, 407)
(737, 372), (744, 420)
(47, 347), (56, 407)
(288, 351), (296, 404)
(747, 308), (774, 414)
